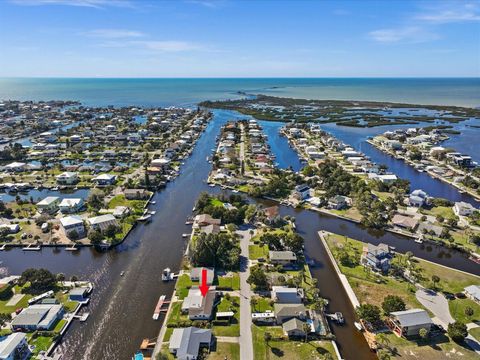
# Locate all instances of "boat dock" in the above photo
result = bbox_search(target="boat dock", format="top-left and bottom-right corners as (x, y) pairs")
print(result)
(73, 313), (90, 322)
(22, 244), (41, 251)
(152, 295), (170, 320)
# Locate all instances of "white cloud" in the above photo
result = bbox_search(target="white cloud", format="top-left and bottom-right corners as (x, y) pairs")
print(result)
(10, 0), (134, 8)
(84, 29), (145, 38)
(416, 3), (480, 24)
(186, 0), (226, 8)
(135, 40), (202, 52)
(369, 26), (439, 44)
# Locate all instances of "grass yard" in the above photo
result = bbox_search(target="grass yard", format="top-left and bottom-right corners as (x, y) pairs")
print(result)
(53, 319), (67, 333)
(175, 274), (193, 300)
(448, 298), (480, 324)
(217, 273), (240, 290)
(212, 296), (240, 337)
(29, 335), (55, 356)
(209, 198), (224, 207)
(249, 244), (269, 260)
(470, 326), (480, 341)
(208, 342), (240, 360)
(252, 296), (274, 312)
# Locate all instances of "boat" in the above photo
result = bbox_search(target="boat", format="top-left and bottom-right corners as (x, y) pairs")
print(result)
(162, 268), (173, 281)
(138, 214), (152, 222)
(150, 201), (156, 205)
(232, 190), (239, 193)
(120, 271), (125, 276)
(354, 321), (363, 331)
(182, 233), (191, 238)
(334, 312), (344, 324)
(209, 183), (216, 187)
(152, 295), (167, 320)
(148, 210), (156, 215)
(414, 238), (423, 244)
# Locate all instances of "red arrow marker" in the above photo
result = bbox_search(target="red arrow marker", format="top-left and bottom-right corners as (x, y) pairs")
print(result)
(199, 268), (210, 297)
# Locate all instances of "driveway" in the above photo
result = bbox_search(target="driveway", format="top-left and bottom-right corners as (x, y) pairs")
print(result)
(415, 288), (454, 327)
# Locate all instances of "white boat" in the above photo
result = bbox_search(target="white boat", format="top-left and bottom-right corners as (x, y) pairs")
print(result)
(232, 190), (239, 193)
(162, 268), (174, 281)
(414, 238), (423, 244)
(120, 271), (125, 276)
(354, 322), (363, 331)
(150, 201), (156, 205)
(209, 183), (215, 187)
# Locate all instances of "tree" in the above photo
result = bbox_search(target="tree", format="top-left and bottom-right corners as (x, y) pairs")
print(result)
(356, 304), (381, 324)
(251, 297), (258, 312)
(0, 313), (11, 327)
(419, 328), (429, 342)
(247, 265), (268, 290)
(302, 322), (310, 342)
(448, 321), (468, 343)
(431, 275), (440, 290)
(104, 224), (119, 239)
(376, 333), (391, 349)
(465, 306), (474, 319)
(382, 295), (406, 315)
(19, 268), (57, 294)
(88, 230), (104, 245)
(264, 332), (272, 347)
(377, 349), (392, 360)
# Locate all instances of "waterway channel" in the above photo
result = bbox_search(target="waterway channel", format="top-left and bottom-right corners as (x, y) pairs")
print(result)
(0, 110), (478, 360)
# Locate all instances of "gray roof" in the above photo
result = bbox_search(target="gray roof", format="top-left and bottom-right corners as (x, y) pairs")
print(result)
(391, 309), (432, 327)
(0, 332), (27, 358)
(269, 251), (297, 261)
(283, 318), (306, 333)
(274, 303), (306, 319)
(465, 285), (480, 299)
(169, 327), (212, 360)
(11, 304), (62, 329)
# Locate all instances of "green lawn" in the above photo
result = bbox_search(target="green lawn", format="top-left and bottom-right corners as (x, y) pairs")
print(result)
(252, 296), (274, 312)
(217, 273), (240, 290)
(449, 298), (480, 324)
(0, 285), (32, 314)
(249, 244), (269, 260)
(470, 326), (480, 341)
(175, 274), (193, 300)
(53, 319), (67, 333)
(210, 198), (224, 207)
(208, 342), (240, 360)
(252, 325), (336, 360)
(29, 335), (54, 356)
(213, 296), (240, 337)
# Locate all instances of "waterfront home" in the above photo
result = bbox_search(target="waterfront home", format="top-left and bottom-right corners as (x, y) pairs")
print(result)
(0, 332), (30, 360)
(282, 317), (307, 338)
(124, 188), (148, 200)
(293, 184), (311, 201)
(3, 162), (27, 172)
(112, 206), (130, 218)
(0, 224), (20, 234)
(68, 287), (90, 302)
(181, 287), (217, 320)
(58, 198), (84, 214)
(269, 251), (297, 267)
(38, 131), (57, 143)
(388, 309), (433, 338)
(327, 195), (352, 210)
(87, 214), (118, 232)
(464, 285), (480, 304)
(408, 189), (429, 207)
(36, 196), (60, 214)
(92, 174), (116, 186)
(271, 286), (304, 304)
(169, 327), (212, 360)
(368, 173), (398, 184)
(453, 201), (476, 217)
(384, 139), (403, 150)
(263, 205), (280, 224)
(446, 152), (473, 168)
(391, 214), (418, 230)
(151, 158), (171, 171)
(56, 171), (79, 185)
(194, 214), (221, 227)
(274, 303), (307, 324)
(11, 304), (64, 331)
(190, 267), (214, 285)
(60, 215), (85, 239)
(361, 243), (392, 272)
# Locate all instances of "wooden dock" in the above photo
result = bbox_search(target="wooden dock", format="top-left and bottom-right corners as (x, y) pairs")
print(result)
(152, 295), (170, 320)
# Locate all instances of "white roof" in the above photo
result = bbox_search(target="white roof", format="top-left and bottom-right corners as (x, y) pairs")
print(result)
(37, 196), (59, 206)
(60, 215), (83, 227)
(93, 173), (116, 181)
(88, 214), (116, 225)
(0, 332), (27, 358)
(59, 198), (82, 207)
(57, 171), (77, 178)
(5, 162), (26, 168)
(465, 285), (480, 299)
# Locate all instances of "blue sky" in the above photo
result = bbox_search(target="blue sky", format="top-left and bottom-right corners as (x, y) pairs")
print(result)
(0, 0), (479, 77)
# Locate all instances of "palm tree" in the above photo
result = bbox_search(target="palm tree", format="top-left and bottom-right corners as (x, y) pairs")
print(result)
(302, 322), (310, 343)
(376, 333), (391, 349)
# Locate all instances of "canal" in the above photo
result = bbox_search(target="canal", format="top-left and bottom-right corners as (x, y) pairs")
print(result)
(0, 110), (478, 360)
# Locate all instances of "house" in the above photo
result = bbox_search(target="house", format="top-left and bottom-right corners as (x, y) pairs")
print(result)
(408, 189), (429, 207)
(385, 139), (403, 150)
(88, 214), (118, 232)
(199, 224), (220, 235)
(391, 214), (418, 230)
(361, 243), (392, 272)
(11, 304), (64, 331)
(263, 206), (280, 223)
(269, 251), (297, 267)
(58, 198), (84, 214)
(293, 184), (311, 200)
(124, 189), (148, 200)
(194, 214), (221, 227)
(3, 162), (27, 172)
(447, 153), (473, 168)
(453, 201), (476, 217)
(92, 174), (116, 186)
(36, 196), (60, 214)
(113, 206), (130, 218)
(59, 215), (85, 239)
(271, 286), (304, 304)
(56, 172), (79, 185)
(0, 224), (20, 234)
(417, 222), (443, 237)
(369, 173), (398, 184)
(274, 303), (307, 324)
(464, 285), (480, 304)
(282, 318), (307, 338)
(169, 327), (212, 360)
(68, 287), (89, 302)
(181, 287), (217, 320)
(327, 195), (352, 210)
(190, 267), (214, 285)
(0, 332), (30, 360)
(389, 309), (433, 338)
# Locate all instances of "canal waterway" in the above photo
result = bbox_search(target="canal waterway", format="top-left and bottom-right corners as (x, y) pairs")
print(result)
(0, 110), (478, 360)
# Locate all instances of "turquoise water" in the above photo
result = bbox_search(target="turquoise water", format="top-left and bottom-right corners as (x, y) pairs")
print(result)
(0, 78), (479, 107)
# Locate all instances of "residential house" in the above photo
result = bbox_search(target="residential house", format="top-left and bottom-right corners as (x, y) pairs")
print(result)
(327, 195), (352, 210)
(271, 286), (304, 304)
(11, 304), (64, 331)
(59, 215), (85, 239)
(190, 267), (214, 285)
(169, 327), (212, 360)
(124, 189), (148, 200)
(87, 214), (118, 232)
(68, 287), (90, 302)
(417, 222), (443, 237)
(56, 172), (79, 185)
(181, 287), (218, 320)
(282, 318), (307, 338)
(113, 206), (130, 218)
(368, 173), (398, 184)
(408, 189), (429, 207)
(263, 206), (280, 224)
(293, 184), (311, 201)
(361, 243), (392, 272)
(0, 332), (30, 360)
(464, 285), (480, 304)
(269, 251), (297, 267)
(274, 303), (307, 324)
(58, 198), (84, 214)
(3, 162), (27, 172)
(391, 214), (418, 231)
(389, 309), (433, 338)
(194, 214), (221, 227)
(36, 196), (60, 214)
(92, 174), (116, 186)
(453, 201), (476, 217)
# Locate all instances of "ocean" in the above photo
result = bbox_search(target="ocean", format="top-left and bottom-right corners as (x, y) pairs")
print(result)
(0, 77), (479, 108)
